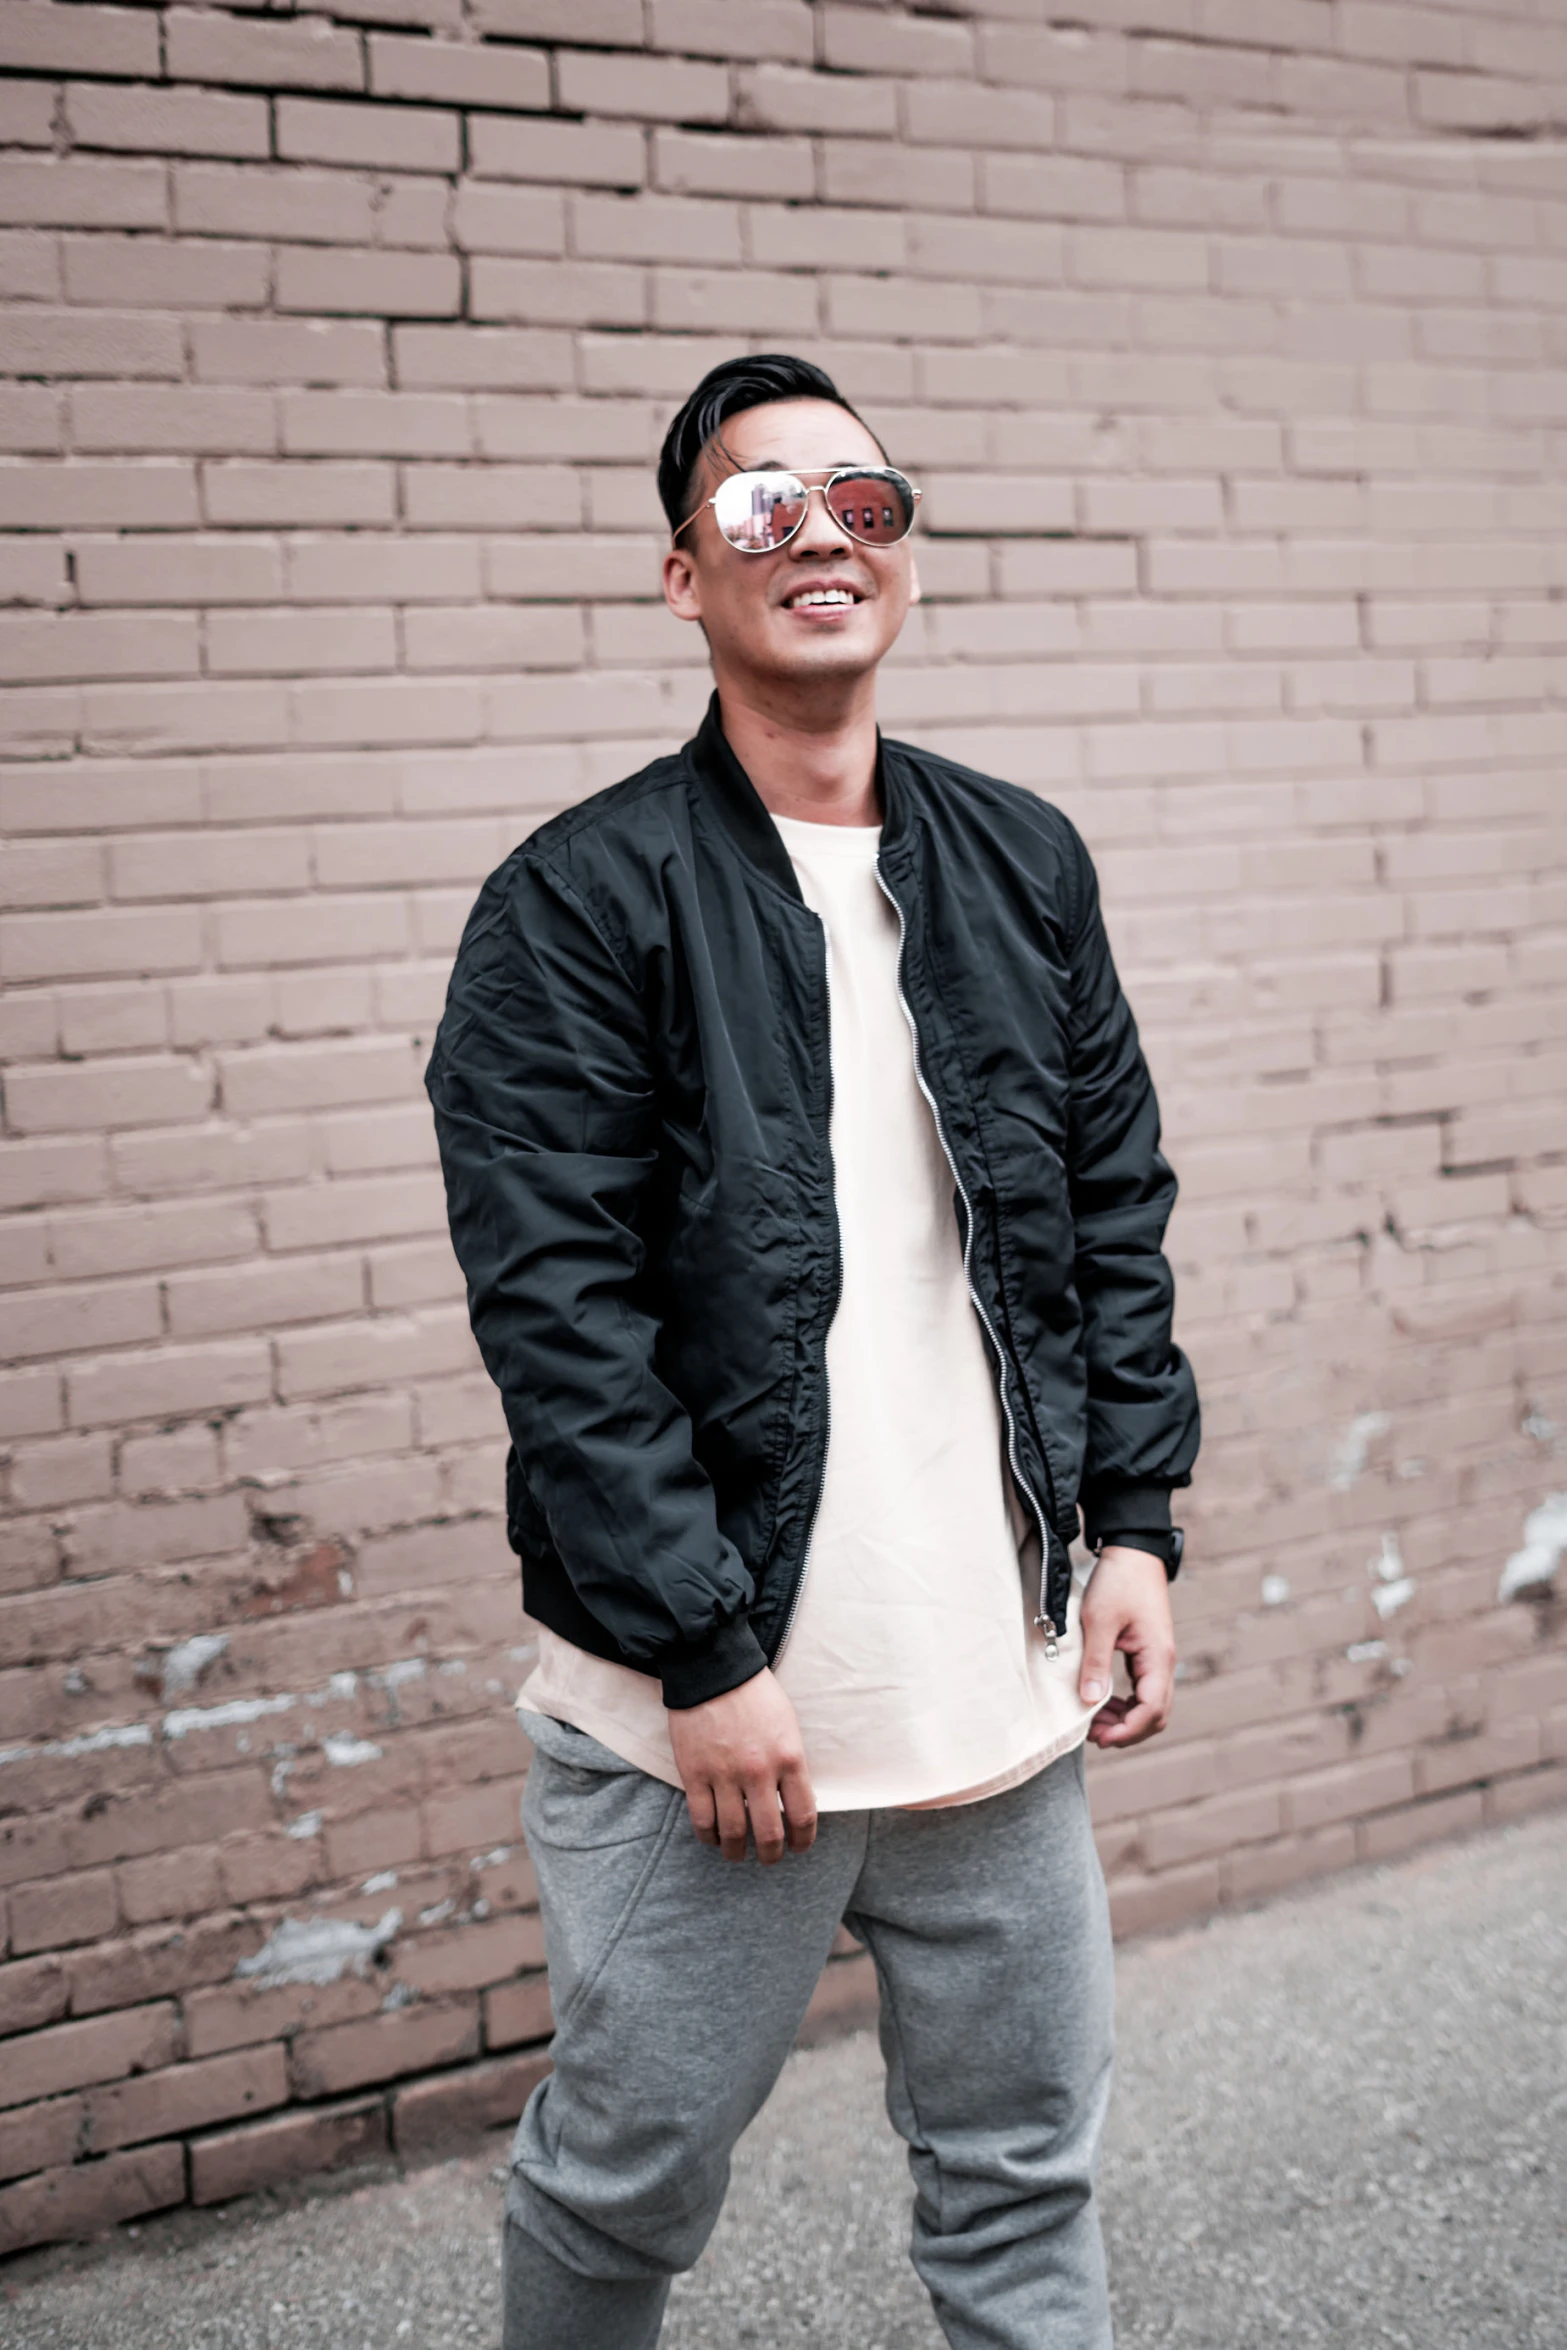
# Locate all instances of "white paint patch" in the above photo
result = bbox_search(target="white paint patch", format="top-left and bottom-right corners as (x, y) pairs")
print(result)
(323, 1732), (382, 1767)
(362, 1870), (399, 1894)
(285, 1810), (322, 1840)
(1347, 1639), (1388, 1663)
(0, 1721), (154, 1769)
(470, 1847), (511, 1872)
(1260, 1575), (1290, 1607)
(1328, 1412), (1391, 1491)
(235, 1906), (401, 1989)
(1369, 1533), (1416, 1620)
(160, 1633), (229, 1700)
(419, 1898), (454, 1926)
(375, 1659), (425, 1690)
(164, 1693), (295, 1742)
(1499, 1492), (1567, 1603)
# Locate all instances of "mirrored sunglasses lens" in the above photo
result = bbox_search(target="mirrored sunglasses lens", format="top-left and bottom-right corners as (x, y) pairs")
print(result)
(713, 472), (807, 550)
(826, 472), (913, 544)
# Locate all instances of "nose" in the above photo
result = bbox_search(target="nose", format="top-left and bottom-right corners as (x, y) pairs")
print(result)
(788, 482), (853, 557)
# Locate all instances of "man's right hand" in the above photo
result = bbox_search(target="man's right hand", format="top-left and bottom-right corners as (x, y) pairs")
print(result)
(667, 1669), (818, 1865)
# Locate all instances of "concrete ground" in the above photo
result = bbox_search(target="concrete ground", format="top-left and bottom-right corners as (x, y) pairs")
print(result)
(3, 1808), (1563, 2350)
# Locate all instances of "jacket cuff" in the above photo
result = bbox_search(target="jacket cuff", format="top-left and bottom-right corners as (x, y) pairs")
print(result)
(659, 1614), (769, 1711)
(1080, 1479), (1173, 1552)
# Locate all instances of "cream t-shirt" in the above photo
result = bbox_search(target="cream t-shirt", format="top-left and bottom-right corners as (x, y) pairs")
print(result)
(518, 813), (1100, 1809)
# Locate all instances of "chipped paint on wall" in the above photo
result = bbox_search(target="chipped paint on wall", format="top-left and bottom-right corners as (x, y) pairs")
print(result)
(163, 1693), (296, 1742)
(322, 1731), (383, 1767)
(1369, 1533), (1416, 1619)
(1499, 1493), (1567, 1604)
(1328, 1412), (1392, 1491)
(158, 1634), (230, 1700)
(234, 1906), (401, 1990)
(0, 1722), (153, 1768)
(1260, 1575), (1290, 1607)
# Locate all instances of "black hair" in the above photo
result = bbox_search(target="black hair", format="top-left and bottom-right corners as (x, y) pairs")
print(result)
(655, 352), (875, 535)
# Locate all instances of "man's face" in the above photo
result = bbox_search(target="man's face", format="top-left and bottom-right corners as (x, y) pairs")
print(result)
(661, 398), (917, 692)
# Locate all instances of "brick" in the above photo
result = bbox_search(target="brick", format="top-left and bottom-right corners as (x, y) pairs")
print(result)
(392, 323), (573, 391)
(208, 604), (397, 675)
(7, 1432), (115, 1510)
(394, 1914), (544, 1999)
(822, 139), (975, 214)
(69, 385), (276, 457)
(277, 245), (461, 318)
(63, 233), (270, 310)
(738, 63), (897, 138)
(468, 114), (645, 190)
(0, 1), (159, 78)
(166, 10), (364, 94)
(0, 610), (200, 687)
(0, 1954), (70, 2037)
(190, 2093), (388, 2204)
(203, 462), (395, 528)
(402, 461), (578, 529)
(0, 2141), (185, 2257)
(391, 2048), (550, 2157)
(0, 311), (184, 384)
(0, 2002), (177, 2113)
(649, 0), (809, 59)
(655, 130), (812, 201)
(0, 156), (168, 230)
(483, 1971), (553, 2050)
(67, 1338), (272, 1428)
(66, 82), (270, 161)
(0, 2093), (82, 2185)
(369, 34), (548, 111)
(275, 96), (457, 175)
(173, 165), (367, 247)
(191, 317), (388, 389)
(555, 49), (730, 125)
(0, 81), (56, 147)
(284, 533), (480, 601)
(470, 0), (638, 34)
(291, 1996), (479, 2097)
(470, 255), (646, 328)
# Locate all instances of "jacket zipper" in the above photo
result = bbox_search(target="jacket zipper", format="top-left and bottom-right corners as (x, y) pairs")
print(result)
(772, 910), (840, 1665)
(876, 867), (1061, 1659)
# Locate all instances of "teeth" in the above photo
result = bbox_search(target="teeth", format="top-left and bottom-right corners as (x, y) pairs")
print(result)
(791, 589), (855, 607)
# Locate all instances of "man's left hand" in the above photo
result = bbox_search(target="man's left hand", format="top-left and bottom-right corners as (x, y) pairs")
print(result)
(1078, 1545), (1177, 1750)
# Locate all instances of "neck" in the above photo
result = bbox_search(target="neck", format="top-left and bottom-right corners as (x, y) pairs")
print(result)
(713, 671), (880, 828)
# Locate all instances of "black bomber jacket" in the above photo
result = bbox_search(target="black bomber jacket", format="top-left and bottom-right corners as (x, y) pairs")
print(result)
(426, 695), (1201, 1709)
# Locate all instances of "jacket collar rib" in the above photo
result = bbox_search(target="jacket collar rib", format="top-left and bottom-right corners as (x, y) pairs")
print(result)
(687, 690), (912, 899)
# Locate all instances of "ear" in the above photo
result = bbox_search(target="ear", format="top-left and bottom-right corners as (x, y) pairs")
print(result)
(907, 552), (922, 607)
(662, 543), (703, 625)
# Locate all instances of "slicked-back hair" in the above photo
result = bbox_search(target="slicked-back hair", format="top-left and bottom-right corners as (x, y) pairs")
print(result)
(656, 352), (878, 536)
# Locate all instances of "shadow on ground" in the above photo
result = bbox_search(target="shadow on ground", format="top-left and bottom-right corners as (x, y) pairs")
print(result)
(3, 1810), (1562, 2350)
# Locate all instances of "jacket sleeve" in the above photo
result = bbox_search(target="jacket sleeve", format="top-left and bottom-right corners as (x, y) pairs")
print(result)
(1060, 820), (1201, 1550)
(425, 848), (767, 1708)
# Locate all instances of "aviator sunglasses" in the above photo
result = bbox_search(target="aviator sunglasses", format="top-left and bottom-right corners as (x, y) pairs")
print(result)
(671, 466), (921, 554)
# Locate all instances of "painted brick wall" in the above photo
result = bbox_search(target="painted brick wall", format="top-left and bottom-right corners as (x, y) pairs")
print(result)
(3, 0), (1567, 2257)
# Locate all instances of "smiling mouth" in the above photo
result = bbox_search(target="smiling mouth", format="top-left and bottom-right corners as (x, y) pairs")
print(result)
(783, 587), (864, 610)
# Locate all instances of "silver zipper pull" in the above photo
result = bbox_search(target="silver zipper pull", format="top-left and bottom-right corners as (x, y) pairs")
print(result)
(1034, 1614), (1060, 1658)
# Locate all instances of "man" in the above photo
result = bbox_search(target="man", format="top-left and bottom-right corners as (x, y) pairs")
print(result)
(427, 353), (1200, 2350)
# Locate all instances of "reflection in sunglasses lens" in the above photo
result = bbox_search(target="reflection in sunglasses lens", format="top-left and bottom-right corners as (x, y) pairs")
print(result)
(712, 470), (915, 550)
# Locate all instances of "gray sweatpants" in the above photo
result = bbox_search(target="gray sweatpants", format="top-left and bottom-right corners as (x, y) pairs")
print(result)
(504, 1712), (1115, 2350)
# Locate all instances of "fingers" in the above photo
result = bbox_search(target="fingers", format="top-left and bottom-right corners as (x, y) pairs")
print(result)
(1091, 1636), (1175, 1749)
(712, 1779), (751, 1864)
(747, 1775), (788, 1867)
(1078, 1602), (1119, 1710)
(780, 1758), (819, 1855)
(685, 1777), (720, 1847)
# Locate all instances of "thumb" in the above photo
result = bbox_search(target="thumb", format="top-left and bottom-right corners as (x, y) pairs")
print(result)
(1079, 1613), (1117, 1709)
